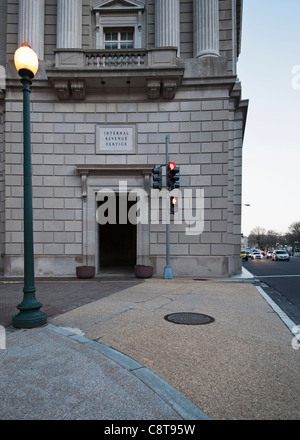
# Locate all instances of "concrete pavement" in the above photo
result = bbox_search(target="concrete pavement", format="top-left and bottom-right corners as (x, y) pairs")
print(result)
(0, 270), (299, 420)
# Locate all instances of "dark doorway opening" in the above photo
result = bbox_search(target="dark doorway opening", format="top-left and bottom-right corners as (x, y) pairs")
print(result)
(98, 194), (137, 272)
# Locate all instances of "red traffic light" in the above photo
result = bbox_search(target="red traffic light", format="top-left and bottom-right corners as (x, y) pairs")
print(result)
(167, 162), (180, 190)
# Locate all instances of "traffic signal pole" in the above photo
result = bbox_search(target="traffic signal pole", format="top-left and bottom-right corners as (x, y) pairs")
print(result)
(163, 135), (173, 279)
(152, 135), (179, 279)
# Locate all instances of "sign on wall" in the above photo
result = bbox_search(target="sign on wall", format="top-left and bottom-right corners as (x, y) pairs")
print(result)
(96, 125), (136, 154)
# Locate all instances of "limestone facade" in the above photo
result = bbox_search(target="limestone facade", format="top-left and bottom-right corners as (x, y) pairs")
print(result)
(0, 0), (248, 278)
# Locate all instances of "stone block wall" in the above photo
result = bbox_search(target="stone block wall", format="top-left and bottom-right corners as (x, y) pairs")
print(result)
(3, 81), (244, 277)
(1, 0), (248, 277)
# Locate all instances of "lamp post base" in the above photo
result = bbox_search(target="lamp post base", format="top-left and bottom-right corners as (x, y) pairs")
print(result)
(13, 309), (47, 329)
(12, 291), (47, 329)
(163, 265), (173, 279)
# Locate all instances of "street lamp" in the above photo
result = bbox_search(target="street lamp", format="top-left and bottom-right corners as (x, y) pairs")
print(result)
(12, 43), (47, 328)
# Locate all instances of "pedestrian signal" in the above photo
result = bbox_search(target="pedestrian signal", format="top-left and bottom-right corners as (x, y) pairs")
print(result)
(170, 196), (177, 215)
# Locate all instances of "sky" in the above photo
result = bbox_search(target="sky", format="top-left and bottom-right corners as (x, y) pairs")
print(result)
(237, 0), (300, 236)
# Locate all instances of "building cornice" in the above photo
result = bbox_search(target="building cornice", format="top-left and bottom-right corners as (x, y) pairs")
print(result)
(76, 164), (154, 176)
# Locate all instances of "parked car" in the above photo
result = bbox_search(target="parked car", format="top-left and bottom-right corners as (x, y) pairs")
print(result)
(272, 250), (290, 261)
(249, 249), (259, 259)
(252, 252), (264, 260)
(266, 250), (273, 259)
(240, 250), (248, 261)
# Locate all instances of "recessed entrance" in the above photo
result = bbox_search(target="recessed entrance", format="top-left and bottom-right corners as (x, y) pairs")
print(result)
(98, 193), (137, 272)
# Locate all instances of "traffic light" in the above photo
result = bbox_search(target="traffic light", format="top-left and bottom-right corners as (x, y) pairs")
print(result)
(170, 196), (177, 215)
(152, 166), (162, 190)
(167, 162), (180, 190)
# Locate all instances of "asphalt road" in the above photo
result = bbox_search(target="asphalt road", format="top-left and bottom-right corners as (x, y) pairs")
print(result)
(243, 257), (300, 324)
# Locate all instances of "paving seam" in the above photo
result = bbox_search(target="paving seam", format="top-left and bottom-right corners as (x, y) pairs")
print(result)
(47, 323), (211, 420)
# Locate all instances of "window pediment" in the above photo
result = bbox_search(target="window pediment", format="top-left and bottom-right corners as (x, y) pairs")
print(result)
(93, 0), (145, 50)
(92, 0), (145, 12)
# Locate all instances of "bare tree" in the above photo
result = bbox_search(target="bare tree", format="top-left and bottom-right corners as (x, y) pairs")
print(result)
(248, 226), (266, 249)
(247, 222), (300, 250)
(265, 230), (282, 249)
(287, 221), (300, 249)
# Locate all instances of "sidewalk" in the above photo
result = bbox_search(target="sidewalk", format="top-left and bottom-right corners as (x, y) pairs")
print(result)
(0, 273), (299, 420)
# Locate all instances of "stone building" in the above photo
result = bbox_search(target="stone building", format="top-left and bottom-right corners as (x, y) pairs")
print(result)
(0, 0), (248, 278)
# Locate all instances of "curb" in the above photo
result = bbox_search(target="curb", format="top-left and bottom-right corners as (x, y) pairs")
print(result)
(47, 324), (211, 421)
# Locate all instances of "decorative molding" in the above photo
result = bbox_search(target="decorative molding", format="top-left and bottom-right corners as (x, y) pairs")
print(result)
(92, 0), (145, 12)
(76, 164), (154, 177)
(147, 80), (161, 100)
(53, 81), (70, 100)
(147, 79), (178, 100)
(70, 80), (85, 100)
(52, 80), (85, 100)
(47, 47), (184, 101)
(80, 171), (89, 201)
(162, 81), (177, 100)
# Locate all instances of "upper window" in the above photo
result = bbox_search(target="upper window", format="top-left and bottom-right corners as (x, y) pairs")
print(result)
(104, 29), (134, 49)
(92, 0), (145, 50)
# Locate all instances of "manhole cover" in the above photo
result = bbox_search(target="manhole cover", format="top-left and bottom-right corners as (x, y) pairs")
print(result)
(193, 279), (209, 281)
(164, 312), (215, 325)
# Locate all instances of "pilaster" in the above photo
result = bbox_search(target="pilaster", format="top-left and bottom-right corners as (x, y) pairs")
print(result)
(155, 0), (180, 55)
(57, 0), (82, 49)
(194, 0), (220, 58)
(18, 0), (44, 60)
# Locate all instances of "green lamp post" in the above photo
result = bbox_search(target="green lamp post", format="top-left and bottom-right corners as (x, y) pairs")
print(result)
(12, 43), (47, 328)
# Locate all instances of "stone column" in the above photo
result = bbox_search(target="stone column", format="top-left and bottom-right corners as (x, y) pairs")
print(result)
(194, 0), (220, 58)
(155, 0), (180, 52)
(18, 0), (45, 60)
(57, 0), (82, 49)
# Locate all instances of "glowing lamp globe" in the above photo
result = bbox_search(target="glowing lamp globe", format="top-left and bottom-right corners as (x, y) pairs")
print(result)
(14, 42), (38, 78)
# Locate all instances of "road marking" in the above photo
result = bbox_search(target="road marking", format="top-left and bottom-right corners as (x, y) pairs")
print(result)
(255, 285), (299, 342)
(257, 275), (300, 278)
